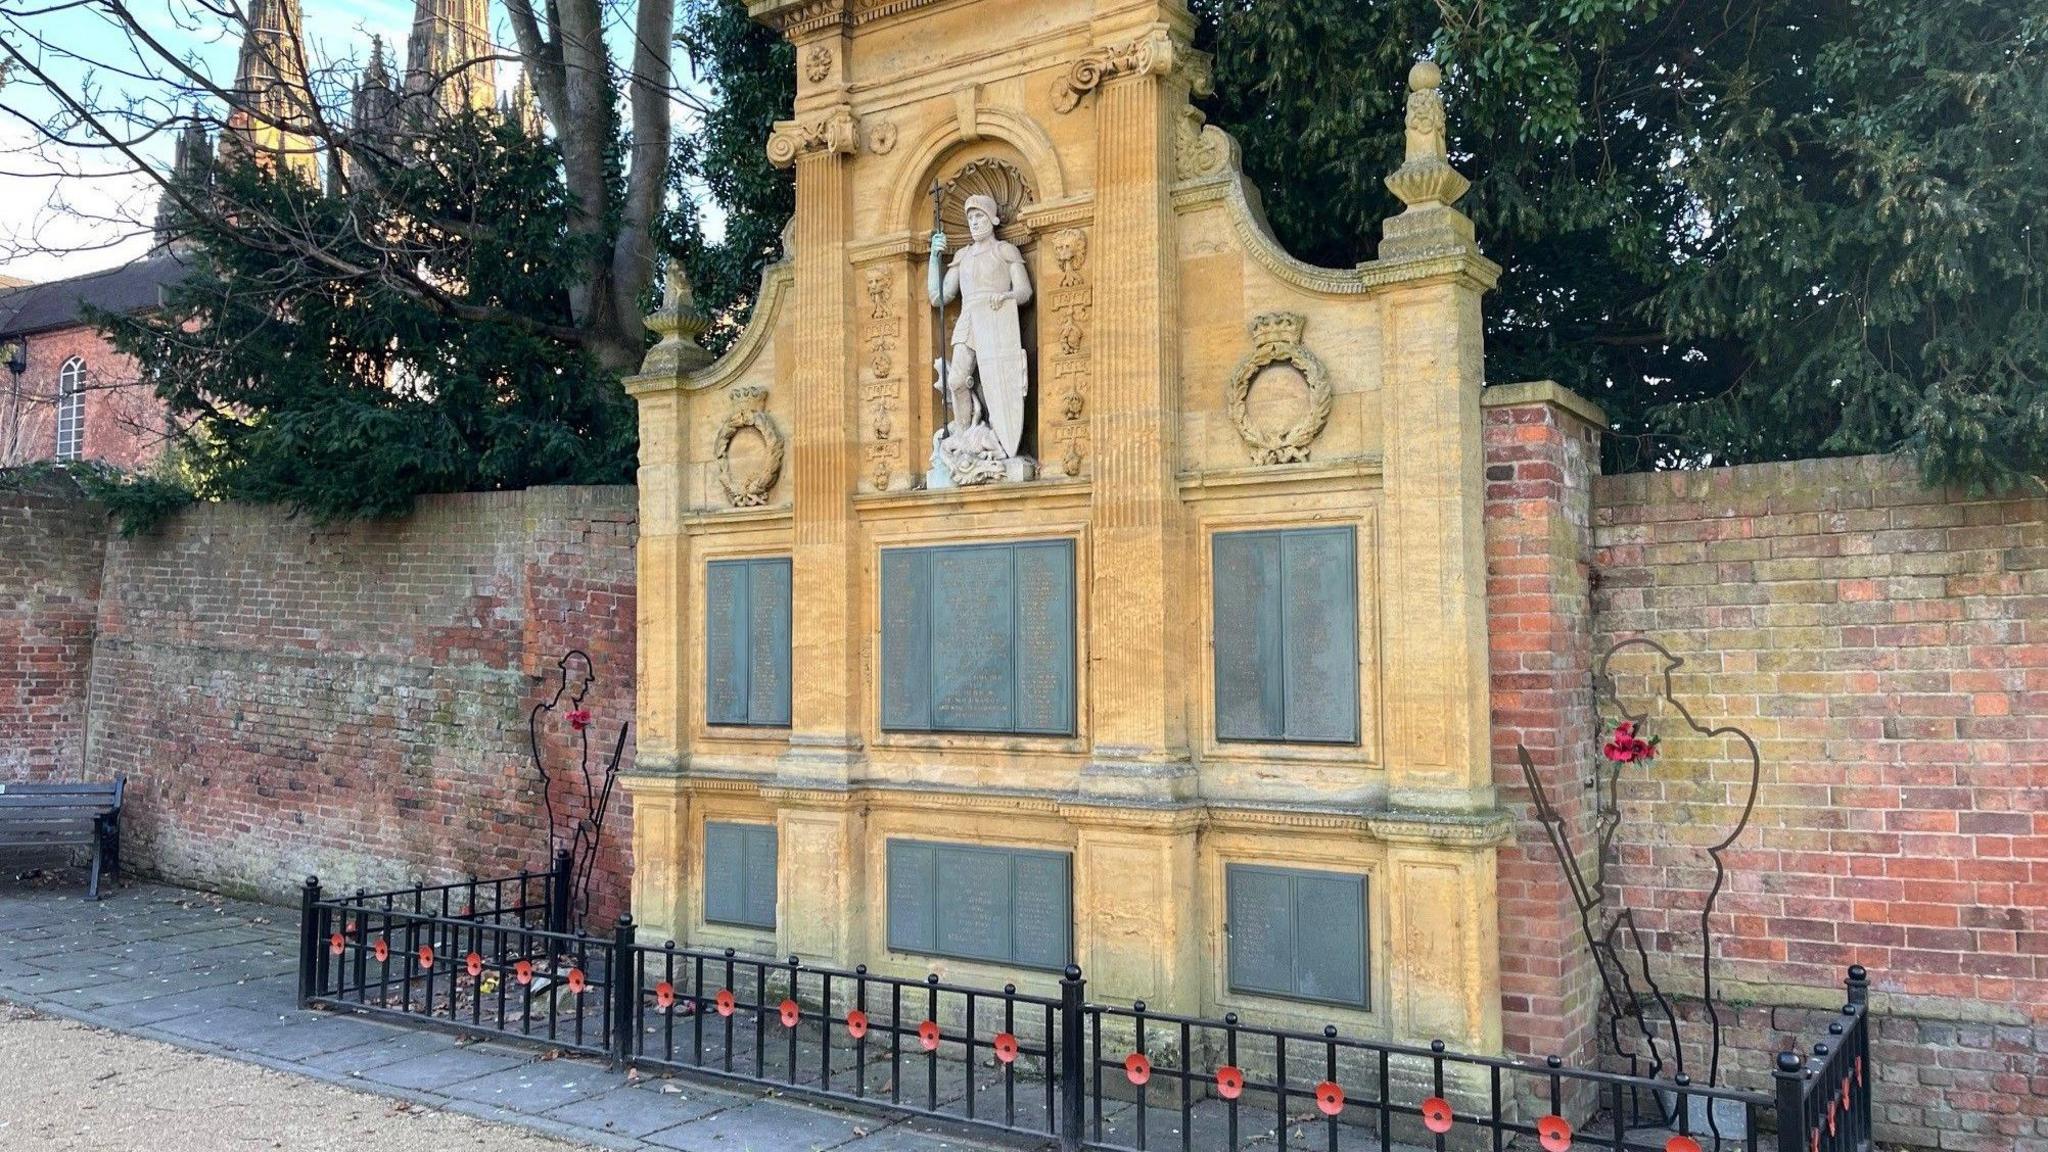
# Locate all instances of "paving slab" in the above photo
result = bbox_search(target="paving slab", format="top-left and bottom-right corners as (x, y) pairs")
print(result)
(642, 1098), (870, 1151)
(543, 1082), (744, 1138)
(1, 872), (1061, 1152)
(443, 1059), (625, 1112)
(357, 1040), (538, 1091)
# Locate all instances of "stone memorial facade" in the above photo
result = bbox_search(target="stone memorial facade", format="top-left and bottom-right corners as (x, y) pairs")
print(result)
(623, 0), (1506, 1057)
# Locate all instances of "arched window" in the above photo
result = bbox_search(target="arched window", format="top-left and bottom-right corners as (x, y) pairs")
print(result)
(55, 357), (86, 461)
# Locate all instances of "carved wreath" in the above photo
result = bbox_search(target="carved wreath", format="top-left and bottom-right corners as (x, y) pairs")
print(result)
(1225, 312), (1332, 465)
(714, 386), (786, 507)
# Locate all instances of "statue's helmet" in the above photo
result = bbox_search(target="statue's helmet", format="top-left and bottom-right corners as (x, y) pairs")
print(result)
(963, 194), (1002, 228)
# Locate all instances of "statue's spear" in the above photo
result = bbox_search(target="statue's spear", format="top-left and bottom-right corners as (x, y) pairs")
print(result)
(928, 179), (958, 430)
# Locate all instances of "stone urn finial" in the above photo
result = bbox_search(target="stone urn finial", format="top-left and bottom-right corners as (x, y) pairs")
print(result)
(1383, 57), (1471, 213)
(639, 261), (713, 378)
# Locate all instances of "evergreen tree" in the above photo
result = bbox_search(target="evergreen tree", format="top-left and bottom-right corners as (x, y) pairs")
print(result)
(102, 112), (637, 525)
(672, 0), (2048, 488)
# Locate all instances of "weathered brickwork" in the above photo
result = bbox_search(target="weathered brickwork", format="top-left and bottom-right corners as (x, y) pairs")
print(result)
(1482, 383), (1604, 1075)
(0, 475), (107, 781)
(1, 325), (165, 470)
(1595, 455), (2048, 1150)
(76, 486), (639, 920)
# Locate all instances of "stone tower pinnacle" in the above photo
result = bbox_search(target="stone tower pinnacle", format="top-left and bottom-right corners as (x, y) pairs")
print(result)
(403, 0), (495, 120)
(223, 0), (321, 183)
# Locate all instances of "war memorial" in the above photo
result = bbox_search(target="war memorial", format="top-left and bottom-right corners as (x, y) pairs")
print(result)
(622, 0), (1509, 1059)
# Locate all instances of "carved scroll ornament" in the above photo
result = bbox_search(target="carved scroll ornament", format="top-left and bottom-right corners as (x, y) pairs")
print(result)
(1052, 30), (1207, 113)
(714, 386), (786, 507)
(1225, 312), (1332, 465)
(766, 107), (858, 168)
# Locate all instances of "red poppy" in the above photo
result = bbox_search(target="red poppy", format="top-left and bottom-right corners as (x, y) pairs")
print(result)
(992, 1033), (1019, 1064)
(567, 708), (592, 731)
(1603, 721), (1658, 762)
(1840, 1076), (1851, 1109)
(373, 938), (390, 963)
(1421, 1096), (1454, 1134)
(918, 1020), (941, 1051)
(655, 981), (676, 1009)
(515, 959), (535, 985)
(779, 999), (801, 1028)
(845, 1009), (869, 1039)
(1665, 1138), (1702, 1152)
(1215, 1066), (1244, 1100)
(1124, 1053), (1151, 1086)
(567, 968), (587, 994)
(1826, 1099), (1837, 1136)
(1855, 1056), (1864, 1086)
(1315, 1082), (1345, 1117)
(715, 988), (735, 1017)
(466, 952), (484, 977)
(329, 932), (345, 956)
(1539, 1114), (1573, 1151)
(416, 945), (434, 970)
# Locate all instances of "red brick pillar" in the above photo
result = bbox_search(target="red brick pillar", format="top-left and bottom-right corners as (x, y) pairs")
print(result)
(1482, 381), (1605, 1069)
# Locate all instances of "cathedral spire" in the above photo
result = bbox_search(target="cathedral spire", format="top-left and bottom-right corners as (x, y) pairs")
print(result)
(403, 0), (495, 120)
(155, 117), (213, 249)
(222, 0), (321, 183)
(500, 67), (543, 135)
(353, 36), (402, 143)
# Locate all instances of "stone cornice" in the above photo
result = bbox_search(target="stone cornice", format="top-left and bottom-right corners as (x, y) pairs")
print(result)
(1358, 247), (1502, 293)
(852, 477), (1092, 518)
(1363, 808), (1514, 848)
(1174, 165), (1501, 297)
(1173, 173), (1372, 297)
(749, 0), (848, 36)
(1177, 456), (1385, 499)
(681, 505), (793, 533)
(1479, 379), (1608, 429)
(631, 768), (1513, 847)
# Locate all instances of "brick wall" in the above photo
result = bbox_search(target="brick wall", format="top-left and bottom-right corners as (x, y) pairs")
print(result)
(79, 486), (639, 921)
(1482, 383), (1604, 1076)
(1593, 454), (2047, 1150)
(0, 474), (107, 781)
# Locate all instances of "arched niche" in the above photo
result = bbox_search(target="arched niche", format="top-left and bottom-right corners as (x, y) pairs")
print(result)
(905, 141), (1048, 466)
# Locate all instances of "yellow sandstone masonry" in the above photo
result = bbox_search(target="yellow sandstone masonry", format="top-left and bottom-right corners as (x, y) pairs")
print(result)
(623, 0), (1508, 1053)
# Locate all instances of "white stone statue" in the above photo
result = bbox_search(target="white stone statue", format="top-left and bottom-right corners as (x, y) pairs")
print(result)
(928, 194), (1034, 483)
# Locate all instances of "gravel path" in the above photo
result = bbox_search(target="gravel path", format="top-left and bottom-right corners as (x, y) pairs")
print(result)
(0, 1003), (592, 1151)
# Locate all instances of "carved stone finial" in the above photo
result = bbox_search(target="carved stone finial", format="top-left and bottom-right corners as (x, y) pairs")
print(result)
(639, 261), (712, 378)
(1383, 58), (1470, 212)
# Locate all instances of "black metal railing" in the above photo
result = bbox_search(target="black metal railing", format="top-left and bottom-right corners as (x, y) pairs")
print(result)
(298, 871), (1875, 1152)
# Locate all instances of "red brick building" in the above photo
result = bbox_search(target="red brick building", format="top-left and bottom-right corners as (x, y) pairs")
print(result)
(0, 254), (186, 471)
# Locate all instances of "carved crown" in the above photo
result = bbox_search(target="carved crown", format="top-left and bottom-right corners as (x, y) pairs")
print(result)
(1248, 311), (1305, 354)
(730, 385), (769, 412)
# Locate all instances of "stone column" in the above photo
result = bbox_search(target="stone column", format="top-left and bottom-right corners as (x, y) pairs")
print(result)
(621, 274), (714, 942)
(1079, 24), (1193, 801)
(1066, 16), (1205, 1013)
(1375, 61), (1499, 812)
(767, 99), (866, 962)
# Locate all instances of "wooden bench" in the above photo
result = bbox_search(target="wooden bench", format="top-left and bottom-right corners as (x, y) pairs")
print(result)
(0, 777), (124, 899)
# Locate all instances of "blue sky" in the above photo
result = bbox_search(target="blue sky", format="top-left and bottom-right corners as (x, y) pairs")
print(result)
(0, 0), (705, 283)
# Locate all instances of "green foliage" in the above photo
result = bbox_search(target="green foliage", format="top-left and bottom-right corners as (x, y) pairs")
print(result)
(672, 0), (795, 355)
(0, 459), (194, 536)
(671, 0), (2047, 489)
(103, 112), (638, 524)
